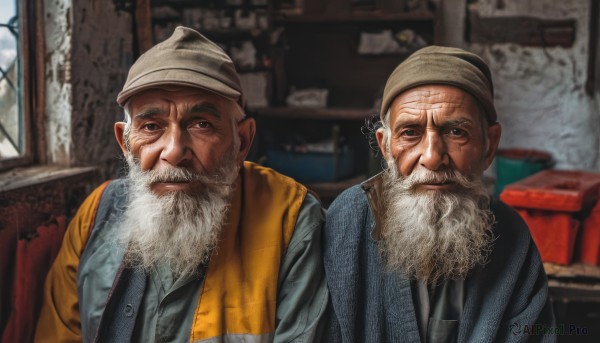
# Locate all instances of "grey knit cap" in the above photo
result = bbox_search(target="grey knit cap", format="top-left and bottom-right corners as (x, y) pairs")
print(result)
(380, 46), (497, 124)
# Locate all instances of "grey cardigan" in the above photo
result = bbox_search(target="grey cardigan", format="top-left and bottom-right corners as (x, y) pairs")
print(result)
(323, 174), (556, 343)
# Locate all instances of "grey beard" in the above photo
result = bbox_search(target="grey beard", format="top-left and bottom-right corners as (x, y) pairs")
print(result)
(378, 162), (495, 284)
(118, 154), (239, 278)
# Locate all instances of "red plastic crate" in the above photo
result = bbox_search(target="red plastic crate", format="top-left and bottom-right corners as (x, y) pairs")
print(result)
(579, 201), (600, 265)
(516, 209), (580, 265)
(500, 170), (600, 212)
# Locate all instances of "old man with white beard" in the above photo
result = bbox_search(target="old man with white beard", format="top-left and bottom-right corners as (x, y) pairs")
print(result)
(35, 27), (328, 343)
(324, 46), (555, 342)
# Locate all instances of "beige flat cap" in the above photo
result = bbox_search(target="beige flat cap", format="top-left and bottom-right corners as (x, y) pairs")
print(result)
(117, 26), (245, 108)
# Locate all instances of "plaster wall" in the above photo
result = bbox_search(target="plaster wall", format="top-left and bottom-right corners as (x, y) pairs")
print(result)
(70, 1), (133, 179)
(44, 0), (133, 178)
(44, 0), (72, 165)
(468, 0), (600, 171)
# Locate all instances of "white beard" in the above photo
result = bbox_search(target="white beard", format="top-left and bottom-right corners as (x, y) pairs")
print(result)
(379, 160), (495, 284)
(118, 152), (239, 278)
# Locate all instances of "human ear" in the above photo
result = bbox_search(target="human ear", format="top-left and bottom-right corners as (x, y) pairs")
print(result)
(484, 123), (502, 169)
(236, 117), (256, 165)
(114, 122), (129, 157)
(376, 127), (390, 161)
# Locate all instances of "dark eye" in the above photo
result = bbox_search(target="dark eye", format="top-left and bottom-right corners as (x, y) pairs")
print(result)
(198, 121), (211, 128)
(142, 123), (160, 131)
(448, 128), (467, 136)
(192, 120), (213, 130)
(401, 129), (418, 137)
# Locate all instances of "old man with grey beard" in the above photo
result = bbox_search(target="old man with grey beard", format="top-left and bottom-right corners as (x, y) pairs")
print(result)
(324, 46), (555, 343)
(35, 27), (328, 343)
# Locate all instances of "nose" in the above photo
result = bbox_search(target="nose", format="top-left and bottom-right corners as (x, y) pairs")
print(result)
(419, 131), (449, 171)
(160, 126), (193, 167)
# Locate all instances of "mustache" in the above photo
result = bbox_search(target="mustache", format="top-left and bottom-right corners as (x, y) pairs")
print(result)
(126, 157), (235, 188)
(399, 168), (476, 190)
(147, 166), (204, 184)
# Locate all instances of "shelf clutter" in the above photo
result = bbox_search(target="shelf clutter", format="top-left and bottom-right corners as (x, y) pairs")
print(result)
(148, 0), (436, 202)
(252, 107), (373, 120)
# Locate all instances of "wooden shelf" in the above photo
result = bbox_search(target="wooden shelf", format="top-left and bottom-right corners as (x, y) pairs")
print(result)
(544, 262), (600, 280)
(306, 174), (367, 199)
(251, 106), (375, 120)
(273, 10), (434, 23)
(152, 1), (268, 8)
(0, 166), (98, 193)
(201, 28), (267, 40)
(548, 279), (600, 302)
(543, 265), (600, 302)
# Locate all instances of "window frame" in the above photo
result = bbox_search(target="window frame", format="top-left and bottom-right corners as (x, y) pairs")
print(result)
(586, 0), (600, 96)
(0, 0), (44, 171)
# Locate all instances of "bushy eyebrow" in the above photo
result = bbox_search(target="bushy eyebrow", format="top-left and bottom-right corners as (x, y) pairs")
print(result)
(133, 103), (222, 121)
(392, 117), (473, 132)
(392, 116), (422, 132)
(184, 103), (221, 119)
(440, 119), (472, 128)
(134, 107), (166, 120)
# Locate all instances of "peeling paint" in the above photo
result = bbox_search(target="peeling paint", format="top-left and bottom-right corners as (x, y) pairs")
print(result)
(44, 0), (73, 165)
(70, 0), (133, 179)
(42, 0), (133, 178)
(470, 0), (600, 171)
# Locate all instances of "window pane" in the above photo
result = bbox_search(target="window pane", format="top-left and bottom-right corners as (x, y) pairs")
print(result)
(0, 0), (21, 159)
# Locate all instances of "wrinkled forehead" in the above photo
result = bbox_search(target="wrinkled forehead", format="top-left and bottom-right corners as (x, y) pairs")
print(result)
(390, 84), (486, 122)
(127, 86), (241, 119)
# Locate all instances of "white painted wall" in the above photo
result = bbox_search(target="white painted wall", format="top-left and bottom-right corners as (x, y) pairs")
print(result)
(43, 0), (133, 178)
(441, 0), (600, 172)
(44, 0), (72, 165)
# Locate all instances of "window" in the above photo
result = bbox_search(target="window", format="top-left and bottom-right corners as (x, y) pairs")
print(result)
(0, 0), (37, 171)
(0, 0), (21, 158)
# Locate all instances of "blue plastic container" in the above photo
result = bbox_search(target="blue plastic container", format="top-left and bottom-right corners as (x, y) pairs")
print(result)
(266, 147), (354, 183)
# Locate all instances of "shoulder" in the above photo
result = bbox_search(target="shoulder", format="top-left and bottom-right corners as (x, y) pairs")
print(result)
(77, 179), (128, 251)
(491, 199), (533, 248)
(327, 184), (370, 222)
(69, 180), (114, 237)
(325, 184), (371, 243)
(100, 178), (127, 198)
(484, 199), (542, 274)
(324, 184), (372, 254)
(242, 162), (311, 245)
(58, 180), (115, 262)
(298, 192), (325, 224)
(242, 162), (308, 210)
(243, 161), (307, 192)
(91, 178), (129, 224)
(290, 193), (325, 247)
(79, 180), (114, 213)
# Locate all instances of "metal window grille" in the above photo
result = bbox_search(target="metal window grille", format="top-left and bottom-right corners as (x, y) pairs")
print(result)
(0, 0), (22, 159)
